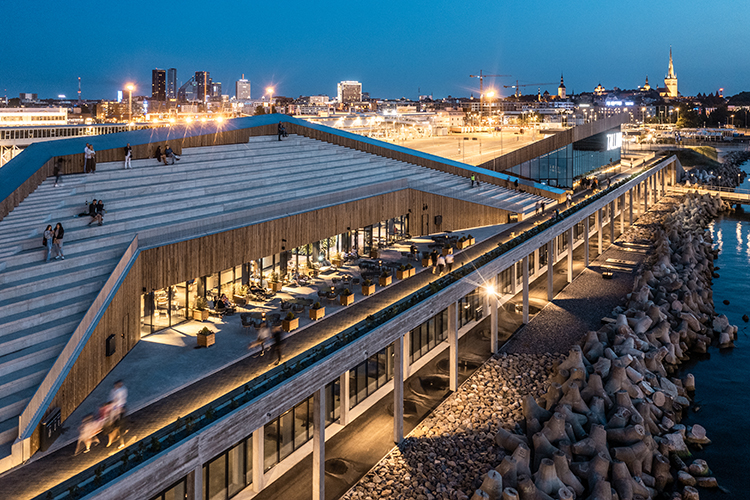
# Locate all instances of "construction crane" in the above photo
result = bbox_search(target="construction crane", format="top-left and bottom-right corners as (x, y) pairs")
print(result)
(503, 80), (556, 98)
(469, 70), (511, 97)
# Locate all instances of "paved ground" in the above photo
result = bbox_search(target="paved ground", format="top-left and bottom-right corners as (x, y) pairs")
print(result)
(0, 156), (652, 500)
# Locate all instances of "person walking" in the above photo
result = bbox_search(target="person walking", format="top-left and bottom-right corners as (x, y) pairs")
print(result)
(53, 158), (63, 187)
(43, 225), (54, 262)
(437, 254), (446, 275)
(470, 173), (476, 188)
(566, 193), (572, 209)
(84, 143), (92, 173)
(535, 201), (540, 215)
(124, 143), (132, 169)
(88, 144), (97, 173)
(445, 252), (454, 272)
(53, 222), (65, 260)
(272, 325), (283, 365)
(74, 415), (101, 455)
(430, 249), (439, 274)
(541, 202), (546, 215)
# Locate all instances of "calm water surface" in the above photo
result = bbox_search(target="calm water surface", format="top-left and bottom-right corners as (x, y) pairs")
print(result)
(677, 163), (750, 496)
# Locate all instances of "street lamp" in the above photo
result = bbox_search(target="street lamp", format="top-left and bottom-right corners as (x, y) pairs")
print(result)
(266, 87), (275, 113)
(126, 83), (135, 125)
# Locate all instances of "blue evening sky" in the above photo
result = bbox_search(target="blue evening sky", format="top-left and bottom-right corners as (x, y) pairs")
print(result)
(2, 0), (748, 100)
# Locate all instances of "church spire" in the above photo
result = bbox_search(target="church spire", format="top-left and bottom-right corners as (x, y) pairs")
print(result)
(667, 46), (676, 78)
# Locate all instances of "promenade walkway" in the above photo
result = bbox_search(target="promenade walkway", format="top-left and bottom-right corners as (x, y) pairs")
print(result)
(0, 158), (650, 500)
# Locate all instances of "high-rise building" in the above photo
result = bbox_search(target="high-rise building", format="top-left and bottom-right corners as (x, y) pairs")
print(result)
(167, 68), (177, 100)
(151, 69), (166, 101)
(337, 80), (362, 104)
(195, 71), (211, 103)
(664, 47), (678, 98)
(236, 75), (251, 100)
(211, 82), (222, 99)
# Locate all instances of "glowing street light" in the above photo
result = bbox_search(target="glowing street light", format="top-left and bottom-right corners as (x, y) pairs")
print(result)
(266, 87), (275, 113)
(125, 83), (135, 125)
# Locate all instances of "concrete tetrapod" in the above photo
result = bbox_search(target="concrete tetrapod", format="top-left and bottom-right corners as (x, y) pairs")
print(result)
(479, 469), (504, 500)
(552, 450), (584, 496)
(533, 458), (566, 496)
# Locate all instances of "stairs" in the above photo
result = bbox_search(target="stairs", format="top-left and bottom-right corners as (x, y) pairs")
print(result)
(0, 134), (555, 463)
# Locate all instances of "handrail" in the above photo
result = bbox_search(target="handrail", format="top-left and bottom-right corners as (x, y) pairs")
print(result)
(669, 184), (750, 196)
(31, 155), (676, 500)
(16, 236), (140, 446)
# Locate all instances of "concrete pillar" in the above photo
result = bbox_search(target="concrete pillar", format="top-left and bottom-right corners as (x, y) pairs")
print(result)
(584, 216), (590, 267)
(533, 247), (540, 274)
(192, 464), (203, 500)
(567, 227), (574, 283)
(547, 239), (555, 301)
(510, 260), (517, 295)
(252, 427), (265, 491)
(597, 209), (603, 255)
(644, 180), (649, 213)
(662, 168), (667, 195)
(490, 275), (499, 354)
(312, 387), (325, 500)
(448, 301), (458, 392)
(629, 189), (634, 225)
(402, 330), (411, 379)
(339, 371), (350, 426)
(609, 201), (615, 243)
(522, 255), (529, 324)
(620, 195), (625, 233)
(393, 335), (404, 443)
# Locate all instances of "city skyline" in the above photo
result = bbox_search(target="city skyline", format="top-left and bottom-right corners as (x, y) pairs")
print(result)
(2, 0), (749, 100)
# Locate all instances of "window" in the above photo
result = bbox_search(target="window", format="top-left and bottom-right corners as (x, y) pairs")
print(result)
(350, 345), (395, 409)
(202, 440), (251, 500)
(151, 478), (187, 500)
(410, 309), (448, 364)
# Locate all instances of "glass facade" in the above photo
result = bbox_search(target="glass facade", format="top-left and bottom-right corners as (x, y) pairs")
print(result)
(458, 288), (482, 328)
(349, 345), (395, 409)
(409, 308), (449, 364)
(151, 479), (187, 500)
(203, 438), (251, 500)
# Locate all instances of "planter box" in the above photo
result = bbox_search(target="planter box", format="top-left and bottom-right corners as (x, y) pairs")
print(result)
(468, 237), (475, 246)
(362, 284), (376, 296)
(270, 282), (284, 292)
(457, 240), (470, 250)
(407, 267), (416, 277)
(332, 258), (343, 268)
(422, 258), (431, 268)
(379, 275), (392, 287)
(397, 268), (414, 279)
(442, 247), (453, 256)
(340, 293), (354, 306)
(197, 332), (215, 348)
(282, 317), (299, 332)
(309, 307), (326, 321)
(369, 249), (379, 258)
(193, 309), (209, 321)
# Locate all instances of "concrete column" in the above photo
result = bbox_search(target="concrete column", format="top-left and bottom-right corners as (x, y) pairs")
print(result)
(393, 335), (404, 443)
(192, 464), (203, 500)
(609, 201), (615, 243)
(620, 195), (625, 233)
(510, 260), (517, 295)
(490, 275), (499, 354)
(567, 227), (574, 283)
(629, 189), (634, 225)
(339, 371), (350, 426)
(522, 255), (529, 324)
(584, 216), (590, 267)
(533, 247), (540, 274)
(547, 240), (555, 301)
(597, 209), (603, 255)
(312, 387), (326, 500)
(402, 330), (411, 379)
(448, 301), (458, 392)
(662, 168), (667, 195)
(644, 180), (649, 213)
(252, 427), (265, 491)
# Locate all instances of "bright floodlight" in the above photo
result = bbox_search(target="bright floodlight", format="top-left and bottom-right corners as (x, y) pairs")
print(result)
(216, 116), (224, 123)
(486, 91), (495, 98)
(126, 83), (135, 91)
(266, 87), (274, 94)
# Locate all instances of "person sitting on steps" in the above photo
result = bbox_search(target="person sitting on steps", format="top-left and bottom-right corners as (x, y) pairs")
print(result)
(165, 144), (180, 164)
(154, 146), (168, 165)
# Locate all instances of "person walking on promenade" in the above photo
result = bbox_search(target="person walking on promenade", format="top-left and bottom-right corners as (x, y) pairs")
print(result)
(74, 415), (101, 455)
(437, 254), (446, 275)
(445, 252), (454, 272)
(470, 173), (476, 188)
(272, 325), (283, 365)
(514, 178), (519, 190)
(124, 143), (132, 169)
(566, 193), (572, 209)
(84, 143), (93, 173)
(53, 158), (63, 187)
(541, 202), (546, 215)
(43, 225), (54, 262)
(53, 222), (65, 260)
(430, 249), (439, 274)
(535, 201), (540, 215)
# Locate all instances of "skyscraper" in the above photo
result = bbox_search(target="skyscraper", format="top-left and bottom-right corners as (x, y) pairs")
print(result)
(195, 71), (211, 103)
(151, 69), (166, 101)
(167, 68), (177, 100)
(236, 75), (251, 100)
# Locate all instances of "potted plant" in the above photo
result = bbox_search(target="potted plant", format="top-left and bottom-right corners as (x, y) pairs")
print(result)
(193, 297), (209, 321)
(442, 244), (453, 256)
(379, 270), (392, 287)
(397, 264), (409, 280)
(405, 263), (415, 277)
(362, 278), (376, 296)
(282, 311), (299, 332)
(270, 272), (283, 292)
(309, 301), (325, 320)
(421, 251), (431, 268)
(197, 326), (215, 347)
(340, 288), (354, 306)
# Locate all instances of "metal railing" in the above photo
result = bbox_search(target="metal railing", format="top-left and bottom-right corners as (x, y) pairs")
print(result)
(32, 155), (675, 500)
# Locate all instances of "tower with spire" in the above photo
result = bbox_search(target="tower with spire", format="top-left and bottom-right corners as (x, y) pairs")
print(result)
(664, 46), (678, 98)
(557, 73), (566, 99)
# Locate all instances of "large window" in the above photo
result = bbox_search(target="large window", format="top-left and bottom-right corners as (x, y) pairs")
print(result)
(151, 479), (187, 500)
(203, 438), (252, 500)
(458, 288), (482, 329)
(410, 309), (448, 363)
(350, 345), (395, 409)
(500, 267), (513, 295)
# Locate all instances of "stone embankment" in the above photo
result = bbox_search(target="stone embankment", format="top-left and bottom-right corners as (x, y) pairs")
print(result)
(342, 193), (735, 500)
(686, 151), (750, 188)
